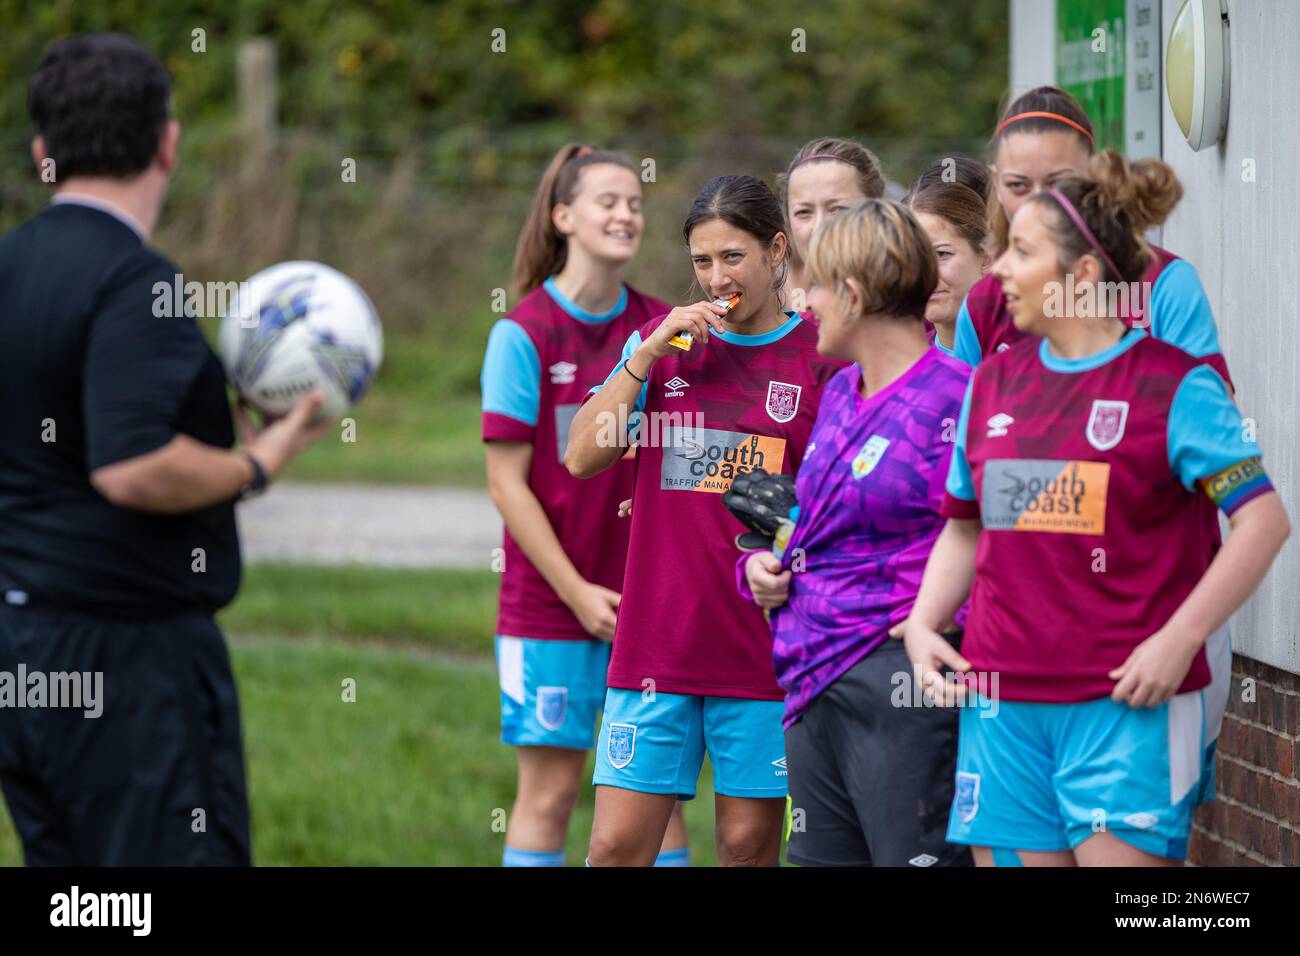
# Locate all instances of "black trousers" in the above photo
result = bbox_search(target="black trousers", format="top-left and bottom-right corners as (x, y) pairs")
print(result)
(0, 604), (250, 865)
(785, 637), (973, 867)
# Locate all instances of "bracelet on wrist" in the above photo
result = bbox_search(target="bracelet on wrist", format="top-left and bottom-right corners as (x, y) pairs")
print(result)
(622, 358), (647, 383)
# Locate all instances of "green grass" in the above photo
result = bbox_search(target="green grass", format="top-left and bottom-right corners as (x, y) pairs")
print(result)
(0, 564), (735, 866)
(218, 563), (501, 658)
(279, 327), (488, 487)
(285, 391), (485, 486)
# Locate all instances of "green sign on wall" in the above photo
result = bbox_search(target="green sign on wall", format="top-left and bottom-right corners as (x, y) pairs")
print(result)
(1056, 0), (1126, 151)
(1056, 0), (1162, 158)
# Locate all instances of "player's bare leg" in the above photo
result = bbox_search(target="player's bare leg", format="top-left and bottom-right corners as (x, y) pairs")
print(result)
(588, 785), (678, 866)
(713, 794), (785, 866)
(506, 746), (589, 853)
(972, 846), (1077, 867)
(1072, 831), (1183, 867)
(659, 802), (689, 856)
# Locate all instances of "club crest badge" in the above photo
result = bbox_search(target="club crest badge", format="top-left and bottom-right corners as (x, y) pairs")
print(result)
(955, 771), (980, 823)
(766, 381), (801, 424)
(607, 722), (636, 769)
(851, 435), (891, 479)
(1086, 400), (1130, 451)
(536, 687), (568, 731)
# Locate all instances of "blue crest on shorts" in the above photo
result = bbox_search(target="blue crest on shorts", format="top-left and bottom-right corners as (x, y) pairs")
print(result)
(955, 771), (980, 823)
(536, 686), (567, 731)
(607, 722), (636, 769)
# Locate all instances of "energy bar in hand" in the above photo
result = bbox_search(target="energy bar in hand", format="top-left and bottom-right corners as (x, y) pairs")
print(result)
(668, 292), (742, 351)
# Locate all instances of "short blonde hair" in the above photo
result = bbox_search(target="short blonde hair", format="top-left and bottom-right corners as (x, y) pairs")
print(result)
(806, 200), (937, 319)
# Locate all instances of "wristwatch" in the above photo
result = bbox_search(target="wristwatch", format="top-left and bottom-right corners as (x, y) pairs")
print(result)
(238, 452), (269, 501)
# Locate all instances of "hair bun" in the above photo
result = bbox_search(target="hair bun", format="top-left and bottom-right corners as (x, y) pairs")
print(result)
(1087, 150), (1182, 232)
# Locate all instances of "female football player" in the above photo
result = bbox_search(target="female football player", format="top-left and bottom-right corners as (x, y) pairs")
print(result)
(738, 200), (973, 866)
(954, 86), (1230, 385)
(777, 137), (886, 306)
(566, 174), (843, 866)
(482, 143), (687, 866)
(954, 88), (1236, 802)
(904, 181), (991, 356)
(904, 152), (1289, 867)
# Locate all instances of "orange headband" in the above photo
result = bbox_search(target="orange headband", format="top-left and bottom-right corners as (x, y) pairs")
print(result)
(994, 111), (1095, 145)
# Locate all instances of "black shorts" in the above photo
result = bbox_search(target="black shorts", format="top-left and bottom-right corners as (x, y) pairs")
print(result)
(0, 605), (250, 865)
(785, 637), (972, 867)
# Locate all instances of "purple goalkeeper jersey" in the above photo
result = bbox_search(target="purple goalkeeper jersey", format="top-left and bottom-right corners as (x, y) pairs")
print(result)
(737, 347), (971, 727)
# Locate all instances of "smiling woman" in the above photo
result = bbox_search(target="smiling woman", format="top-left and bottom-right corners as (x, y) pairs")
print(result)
(904, 181), (991, 354)
(566, 173), (845, 867)
(482, 143), (693, 868)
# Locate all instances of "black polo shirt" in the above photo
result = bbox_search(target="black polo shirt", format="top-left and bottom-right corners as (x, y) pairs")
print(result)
(0, 201), (240, 618)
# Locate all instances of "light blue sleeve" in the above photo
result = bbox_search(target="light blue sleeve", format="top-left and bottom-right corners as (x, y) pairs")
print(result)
(1149, 259), (1223, 359)
(944, 376), (976, 500)
(952, 295), (982, 368)
(480, 319), (540, 424)
(589, 330), (648, 418)
(1167, 365), (1260, 492)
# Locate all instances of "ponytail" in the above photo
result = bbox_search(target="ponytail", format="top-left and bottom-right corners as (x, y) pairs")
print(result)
(511, 144), (637, 295)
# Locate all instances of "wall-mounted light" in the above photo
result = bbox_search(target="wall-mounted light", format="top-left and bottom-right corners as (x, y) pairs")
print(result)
(1165, 0), (1230, 151)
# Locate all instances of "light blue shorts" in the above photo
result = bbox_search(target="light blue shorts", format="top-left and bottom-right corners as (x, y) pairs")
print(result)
(592, 687), (787, 800)
(948, 691), (1206, 861)
(496, 635), (611, 750)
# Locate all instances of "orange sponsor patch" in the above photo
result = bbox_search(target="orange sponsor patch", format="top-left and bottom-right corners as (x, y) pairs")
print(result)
(982, 459), (1110, 535)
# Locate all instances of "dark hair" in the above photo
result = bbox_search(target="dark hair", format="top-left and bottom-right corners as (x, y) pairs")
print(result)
(989, 86), (1095, 255)
(905, 182), (989, 256)
(907, 155), (991, 202)
(992, 85), (1095, 152)
(28, 33), (172, 181)
(511, 143), (638, 294)
(1028, 150), (1183, 284)
(682, 175), (789, 294)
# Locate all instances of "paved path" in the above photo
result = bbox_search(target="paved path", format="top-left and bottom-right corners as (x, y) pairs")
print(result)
(237, 481), (502, 568)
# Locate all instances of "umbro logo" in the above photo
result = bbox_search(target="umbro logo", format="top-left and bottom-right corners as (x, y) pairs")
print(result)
(986, 412), (1014, 438)
(1123, 812), (1159, 830)
(996, 343), (1011, 352)
(771, 757), (787, 777)
(908, 853), (938, 867)
(549, 361), (577, 384)
(664, 376), (689, 398)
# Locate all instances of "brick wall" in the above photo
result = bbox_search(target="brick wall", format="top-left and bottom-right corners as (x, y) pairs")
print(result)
(1190, 655), (1300, 866)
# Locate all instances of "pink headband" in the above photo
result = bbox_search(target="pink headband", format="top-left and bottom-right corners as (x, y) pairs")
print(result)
(1046, 188), (1122, 280)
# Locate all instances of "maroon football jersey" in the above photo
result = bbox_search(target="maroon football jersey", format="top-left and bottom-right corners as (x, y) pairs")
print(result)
(588, 312), (846, 699)
(482, 283), (670, 640)
(943, 335), (1219, 702)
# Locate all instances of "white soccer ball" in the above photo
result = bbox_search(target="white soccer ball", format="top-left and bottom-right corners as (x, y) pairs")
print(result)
(219, 261), (383, 420)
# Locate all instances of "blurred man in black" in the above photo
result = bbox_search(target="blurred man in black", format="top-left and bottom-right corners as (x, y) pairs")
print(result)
(0, 33), (330, 865)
